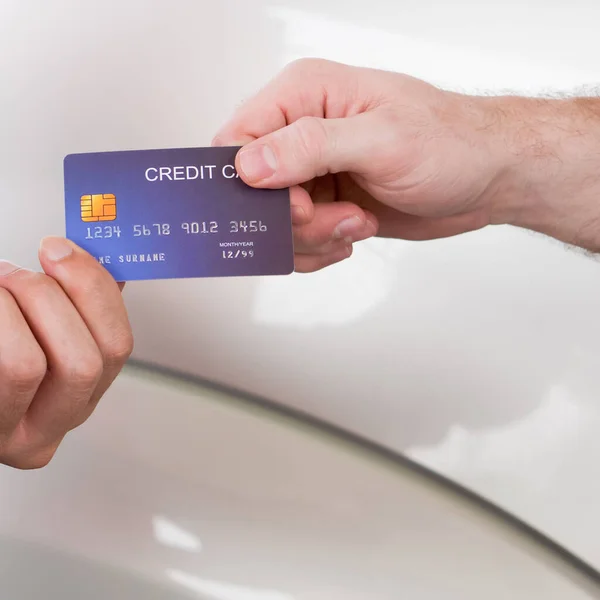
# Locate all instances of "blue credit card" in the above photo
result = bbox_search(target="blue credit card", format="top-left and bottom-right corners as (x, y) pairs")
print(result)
(63, 146), (294, 281)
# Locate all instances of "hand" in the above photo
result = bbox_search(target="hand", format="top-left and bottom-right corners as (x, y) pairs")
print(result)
(0, 237), (133, 469)
(213, 58), (510, 272)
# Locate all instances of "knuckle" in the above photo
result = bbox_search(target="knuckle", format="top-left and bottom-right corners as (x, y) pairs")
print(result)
(211, 134), (225, 147)
(2, 445), (58, 470)
(285, 58), (311, 74)
(292, 117), (327, 164)
(286, 57), (328, 75)
(0, 349), (47, 392)
(70, 408), (93, 431)
(64, 350), (104, 386)
(103, 330), (134, 367)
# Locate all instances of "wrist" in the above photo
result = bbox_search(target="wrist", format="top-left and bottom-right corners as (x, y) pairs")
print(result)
(481, 95), (600, 251)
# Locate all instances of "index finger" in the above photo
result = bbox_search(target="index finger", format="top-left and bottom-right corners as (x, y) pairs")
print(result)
(38, 237), (131, 361)
(39, 237), (134, 426)
(212, 59), (355, 145)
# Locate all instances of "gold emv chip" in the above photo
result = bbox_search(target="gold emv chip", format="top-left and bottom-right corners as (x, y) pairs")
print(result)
(81, 193), (117, 222)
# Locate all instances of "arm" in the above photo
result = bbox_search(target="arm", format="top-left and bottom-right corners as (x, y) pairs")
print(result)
(487, 95), (600, 252)
(214, 59), (600, 271)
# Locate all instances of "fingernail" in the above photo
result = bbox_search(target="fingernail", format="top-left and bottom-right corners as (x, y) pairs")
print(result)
(333, 216), (364, 240)
(366, 218), (378, 235)
(238, 145), (277, 182)
(0, 260), (22, 276)
(40, 237), (74, 262)
(291, 205), (307, 223)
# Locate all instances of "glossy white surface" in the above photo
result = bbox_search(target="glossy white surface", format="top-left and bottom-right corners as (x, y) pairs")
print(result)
(0, 368), (598, 599)
(2, 0), (600, 570)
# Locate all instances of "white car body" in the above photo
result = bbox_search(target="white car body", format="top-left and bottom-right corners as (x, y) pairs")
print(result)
(1, 0), (599, 593)
(1, 366), (598, 598)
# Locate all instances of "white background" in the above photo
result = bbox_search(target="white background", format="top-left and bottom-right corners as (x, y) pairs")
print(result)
(1, 0), (599, 571)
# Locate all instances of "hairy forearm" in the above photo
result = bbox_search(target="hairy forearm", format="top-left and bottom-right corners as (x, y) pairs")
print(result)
(486, 95), (600, 251)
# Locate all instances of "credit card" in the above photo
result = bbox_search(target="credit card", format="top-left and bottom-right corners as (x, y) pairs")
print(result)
(63, 146), (294, 281)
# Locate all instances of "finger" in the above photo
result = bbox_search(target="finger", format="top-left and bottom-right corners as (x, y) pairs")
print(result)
(234, 112), (381, 189)
(0, 261), (103, 446)
(212, 58), (352, 145)
(294, 203), (378, 253)
(295, 244), (354, 273)
(38, 237), (133, 427)
(295, 239), (354, 257)
(289, 186), (315, 226)
(0, 286), (46, 443)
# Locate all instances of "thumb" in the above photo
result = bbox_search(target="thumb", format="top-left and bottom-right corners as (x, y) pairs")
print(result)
(235, 113), (377, 188)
